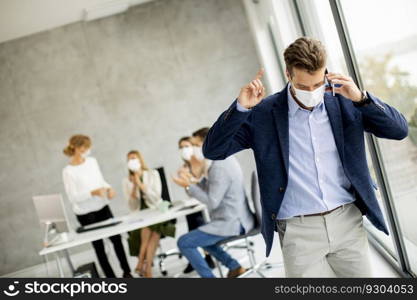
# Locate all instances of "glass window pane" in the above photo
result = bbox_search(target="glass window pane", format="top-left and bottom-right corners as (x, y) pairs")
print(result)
(296, 0), (348, 73)
(364, 144), (397, 258)
(272, 0), (302, 47)
(297, 0), (399, 267)
(341, 0), (417, 276)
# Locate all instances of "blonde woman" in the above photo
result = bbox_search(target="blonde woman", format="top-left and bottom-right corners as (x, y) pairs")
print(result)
(62, 134), (132, 278)
(122, 150), (175, 277)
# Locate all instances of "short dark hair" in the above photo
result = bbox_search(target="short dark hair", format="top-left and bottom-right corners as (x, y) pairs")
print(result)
(284, 37), (327, 76)
(178, 136), (191, 148)
(192, 127), (210, 141)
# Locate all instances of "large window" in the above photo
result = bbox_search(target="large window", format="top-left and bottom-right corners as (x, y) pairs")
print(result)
(340, 0), (417, 277)
(251, 0), (416, 276)
(296, 0), (400, 265)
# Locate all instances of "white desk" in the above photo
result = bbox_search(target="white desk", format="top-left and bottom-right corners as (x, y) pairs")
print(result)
(39, 199), (209, 277)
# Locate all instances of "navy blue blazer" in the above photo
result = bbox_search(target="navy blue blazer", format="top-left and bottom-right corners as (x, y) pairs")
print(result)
(202, 84), (408, 257)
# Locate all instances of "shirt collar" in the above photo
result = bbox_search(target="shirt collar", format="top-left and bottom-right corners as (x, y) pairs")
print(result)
(287, 83), (325, 117)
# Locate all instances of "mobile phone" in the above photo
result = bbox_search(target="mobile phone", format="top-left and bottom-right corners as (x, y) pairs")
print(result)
(325, 69), (335, 96)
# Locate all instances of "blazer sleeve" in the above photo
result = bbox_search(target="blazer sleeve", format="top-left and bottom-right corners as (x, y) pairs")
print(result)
(187, 164), (230, 211)
(203, 99), (254, 160)
(355, 92), (408, 140)
(62, 169), (91, 204)
(143, 169), (163, 208)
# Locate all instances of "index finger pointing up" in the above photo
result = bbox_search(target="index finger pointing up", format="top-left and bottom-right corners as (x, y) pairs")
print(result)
(255, 68), (265, 80)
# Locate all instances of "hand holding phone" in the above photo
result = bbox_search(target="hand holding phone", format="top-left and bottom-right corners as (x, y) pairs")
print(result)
(325, 69), (335, 96)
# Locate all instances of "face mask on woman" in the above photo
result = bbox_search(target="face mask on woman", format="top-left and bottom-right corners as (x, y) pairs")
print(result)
(180, 146), (194, 161)
(81, 148), (91, 158)
(193, 146), (205, 160)
(127, 158), (141, 172)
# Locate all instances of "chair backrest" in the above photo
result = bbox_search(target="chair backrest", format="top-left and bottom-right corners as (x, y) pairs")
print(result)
(155, 166), (177, 236)
(250, 171), (262, 229)
(156, 166), (171, 202)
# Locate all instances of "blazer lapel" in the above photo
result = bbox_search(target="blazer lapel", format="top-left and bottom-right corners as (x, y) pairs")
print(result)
(324, 94), (345, 165)
(272, 86), (289, 175)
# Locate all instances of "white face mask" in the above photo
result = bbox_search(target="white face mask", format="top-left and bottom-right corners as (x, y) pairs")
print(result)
(193, 146), (205, 160)
(127, 158), (141, 172)
(292, 83), (325, 108)
(81, 148), (91, 158)
(180, 146), (194, 161)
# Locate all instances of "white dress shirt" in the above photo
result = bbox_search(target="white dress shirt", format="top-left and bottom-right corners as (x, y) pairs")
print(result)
(62, 156), (110, 215)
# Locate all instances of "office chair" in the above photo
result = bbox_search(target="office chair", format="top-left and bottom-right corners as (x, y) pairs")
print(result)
(213, 171), (283, 278)
(155, 166), (182, 276)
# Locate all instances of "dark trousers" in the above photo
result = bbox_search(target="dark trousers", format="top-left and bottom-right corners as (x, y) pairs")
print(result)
(76, 205), (131, 277)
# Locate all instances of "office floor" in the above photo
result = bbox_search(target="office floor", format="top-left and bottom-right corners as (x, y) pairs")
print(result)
(4, 217), (400, 278)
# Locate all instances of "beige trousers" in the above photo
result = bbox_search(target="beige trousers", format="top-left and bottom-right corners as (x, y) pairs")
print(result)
(276, 202), (372, 277)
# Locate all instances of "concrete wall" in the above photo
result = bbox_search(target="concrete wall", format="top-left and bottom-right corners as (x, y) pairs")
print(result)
(0, 0), (260, 275)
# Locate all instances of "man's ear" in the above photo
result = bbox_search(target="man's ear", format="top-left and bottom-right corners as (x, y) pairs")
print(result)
(285, 69), (291, 82)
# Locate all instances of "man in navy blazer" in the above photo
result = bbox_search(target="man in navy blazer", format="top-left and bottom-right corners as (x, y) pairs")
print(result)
(202, 37), (408, 277)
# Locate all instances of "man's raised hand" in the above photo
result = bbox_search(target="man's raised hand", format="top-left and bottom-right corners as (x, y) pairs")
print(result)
(238, 68), (266, 109)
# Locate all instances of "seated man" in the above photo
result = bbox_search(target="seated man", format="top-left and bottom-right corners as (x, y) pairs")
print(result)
(173, 127), (255, 278)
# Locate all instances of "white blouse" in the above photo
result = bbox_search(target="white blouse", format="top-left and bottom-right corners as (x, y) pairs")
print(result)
(62, 156), (111, 215)
(122, 169), (162, 212)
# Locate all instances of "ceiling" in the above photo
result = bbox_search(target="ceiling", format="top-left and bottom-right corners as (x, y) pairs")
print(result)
(0, 0), (153, 44)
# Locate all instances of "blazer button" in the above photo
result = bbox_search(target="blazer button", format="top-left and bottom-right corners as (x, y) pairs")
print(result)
(279, 187), (285, 192)
(271, 213), (276, 220)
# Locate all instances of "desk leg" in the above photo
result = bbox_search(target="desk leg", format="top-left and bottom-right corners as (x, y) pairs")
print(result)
(64, 249), (75, 275)
(54, 252), (64, 278)
(42, 254), (49, 277)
